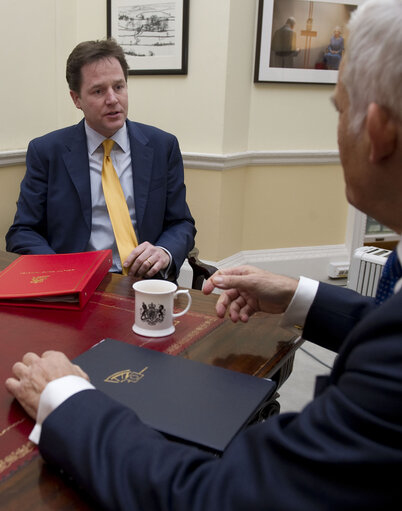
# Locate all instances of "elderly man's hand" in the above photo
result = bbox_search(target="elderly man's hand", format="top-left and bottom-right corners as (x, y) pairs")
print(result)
(123, 242), (170, 278)
(203, 265), (298, 323)
(5, 351), (89, 420)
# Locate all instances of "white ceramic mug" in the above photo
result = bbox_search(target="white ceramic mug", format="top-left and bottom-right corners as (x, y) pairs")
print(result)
(132, 280), (192, 337)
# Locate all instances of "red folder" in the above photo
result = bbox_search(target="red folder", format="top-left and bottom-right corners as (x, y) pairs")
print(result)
(0, 250), (112, 310)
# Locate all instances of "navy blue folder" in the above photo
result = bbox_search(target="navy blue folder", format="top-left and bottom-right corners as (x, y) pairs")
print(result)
(74, 338), (276, 453)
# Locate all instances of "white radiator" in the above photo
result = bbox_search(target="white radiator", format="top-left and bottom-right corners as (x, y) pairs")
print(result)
(347, 246), (391, 297)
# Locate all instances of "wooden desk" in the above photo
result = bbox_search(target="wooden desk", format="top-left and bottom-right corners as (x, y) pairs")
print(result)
(0, 251), (302, 510)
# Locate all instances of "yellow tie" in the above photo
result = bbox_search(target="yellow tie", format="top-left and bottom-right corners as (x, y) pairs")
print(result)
(101, 139), (138, 275)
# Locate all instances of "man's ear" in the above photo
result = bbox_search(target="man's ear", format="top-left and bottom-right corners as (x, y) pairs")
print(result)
(69, 90), (81, 110)
(367, 102), (397, 163)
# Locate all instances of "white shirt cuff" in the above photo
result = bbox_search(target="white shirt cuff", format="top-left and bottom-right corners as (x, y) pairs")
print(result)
(157, 246), (173, 278)
(279, 276), (319, 332)
(29, 375), (95, 444)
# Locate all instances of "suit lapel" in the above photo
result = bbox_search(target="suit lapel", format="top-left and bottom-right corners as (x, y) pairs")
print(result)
(127, 121), (154, 238)
(62, 120), (92, 231)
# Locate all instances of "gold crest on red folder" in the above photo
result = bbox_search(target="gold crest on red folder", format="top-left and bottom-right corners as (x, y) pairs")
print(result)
(30, 275), (50, 284)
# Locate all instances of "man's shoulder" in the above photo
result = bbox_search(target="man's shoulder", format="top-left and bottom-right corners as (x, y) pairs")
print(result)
(126, 119), (176, 144)
(29, 121), (85, 148)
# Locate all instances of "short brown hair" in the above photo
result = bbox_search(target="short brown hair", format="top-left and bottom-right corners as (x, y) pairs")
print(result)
(66, 39), (129, 93)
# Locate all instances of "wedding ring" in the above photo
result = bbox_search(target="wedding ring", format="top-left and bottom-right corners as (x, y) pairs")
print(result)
(146, 258), (152, 265)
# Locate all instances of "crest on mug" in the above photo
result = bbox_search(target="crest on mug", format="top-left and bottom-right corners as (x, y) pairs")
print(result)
(141, 302), (166, 326)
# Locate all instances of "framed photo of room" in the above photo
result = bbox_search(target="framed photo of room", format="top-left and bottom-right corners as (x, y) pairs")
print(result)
(107, 0), (189, 75)
(254, 0), (363, 84)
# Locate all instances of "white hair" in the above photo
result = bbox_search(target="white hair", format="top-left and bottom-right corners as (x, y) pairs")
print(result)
(342, 0), (402, 133)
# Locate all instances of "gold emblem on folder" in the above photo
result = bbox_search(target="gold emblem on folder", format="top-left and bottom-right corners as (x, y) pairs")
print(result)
(104, 367), (148, 384)
(30, 275), (50, 284)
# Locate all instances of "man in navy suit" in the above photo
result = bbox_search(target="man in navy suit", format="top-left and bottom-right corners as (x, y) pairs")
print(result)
(6, 39), (195, 279)
(5, 1), (402, 509)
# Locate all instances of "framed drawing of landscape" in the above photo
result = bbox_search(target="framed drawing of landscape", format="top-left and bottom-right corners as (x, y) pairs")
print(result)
(254, 0), (362, 84)
(107, 0), (189, 75)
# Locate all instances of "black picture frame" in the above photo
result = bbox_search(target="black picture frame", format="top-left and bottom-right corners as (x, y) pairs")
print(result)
(107, 0), (189, 75)
(254, 0), (360, 84)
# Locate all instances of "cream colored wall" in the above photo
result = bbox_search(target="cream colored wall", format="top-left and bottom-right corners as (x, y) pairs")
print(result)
(128, 1), (231, 153)
(242, 165), (347, 249)
(0, 0), (348, 260)
(2, 1), (58, 149)
(249, 83), (339, 150)
(185, 163), (347, 261)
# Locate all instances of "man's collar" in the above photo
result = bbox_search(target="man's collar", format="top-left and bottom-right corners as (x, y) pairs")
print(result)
(84, 120), (129, 154)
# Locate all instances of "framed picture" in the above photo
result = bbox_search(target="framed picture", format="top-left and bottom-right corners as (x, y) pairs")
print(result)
(107, 0), (189, 75)
(254, 0), (362, 84)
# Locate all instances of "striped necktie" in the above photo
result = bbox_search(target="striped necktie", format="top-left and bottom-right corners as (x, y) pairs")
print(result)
(101, 139), (138, 275)
(374, 250), (402, 305)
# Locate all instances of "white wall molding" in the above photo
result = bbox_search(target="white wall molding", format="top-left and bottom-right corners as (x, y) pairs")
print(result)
(183, 150), (340, 169)
(0, 148), (340, 169)
(0, 150), (26, 167)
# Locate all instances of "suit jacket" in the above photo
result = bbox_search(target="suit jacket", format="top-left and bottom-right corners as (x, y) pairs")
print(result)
(6, 119), (195, 278)
(39, 283), (402, 510)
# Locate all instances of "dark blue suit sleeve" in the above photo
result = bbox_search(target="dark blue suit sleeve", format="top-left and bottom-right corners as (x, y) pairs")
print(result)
(6, 140), (57, 254)
(6, 123), (91, 255)
(303, 282), (375, 352)
(147, 134), (195, 277)
(40, 284), (402, 511)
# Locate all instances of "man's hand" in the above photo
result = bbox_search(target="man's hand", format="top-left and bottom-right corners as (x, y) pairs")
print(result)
(203, 265), (298, 323)
(5, 351), (89, 420)
(123, 242), (170, 278)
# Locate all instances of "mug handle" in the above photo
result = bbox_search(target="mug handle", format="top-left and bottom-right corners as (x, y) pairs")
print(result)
(172, 290), (192, 318)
